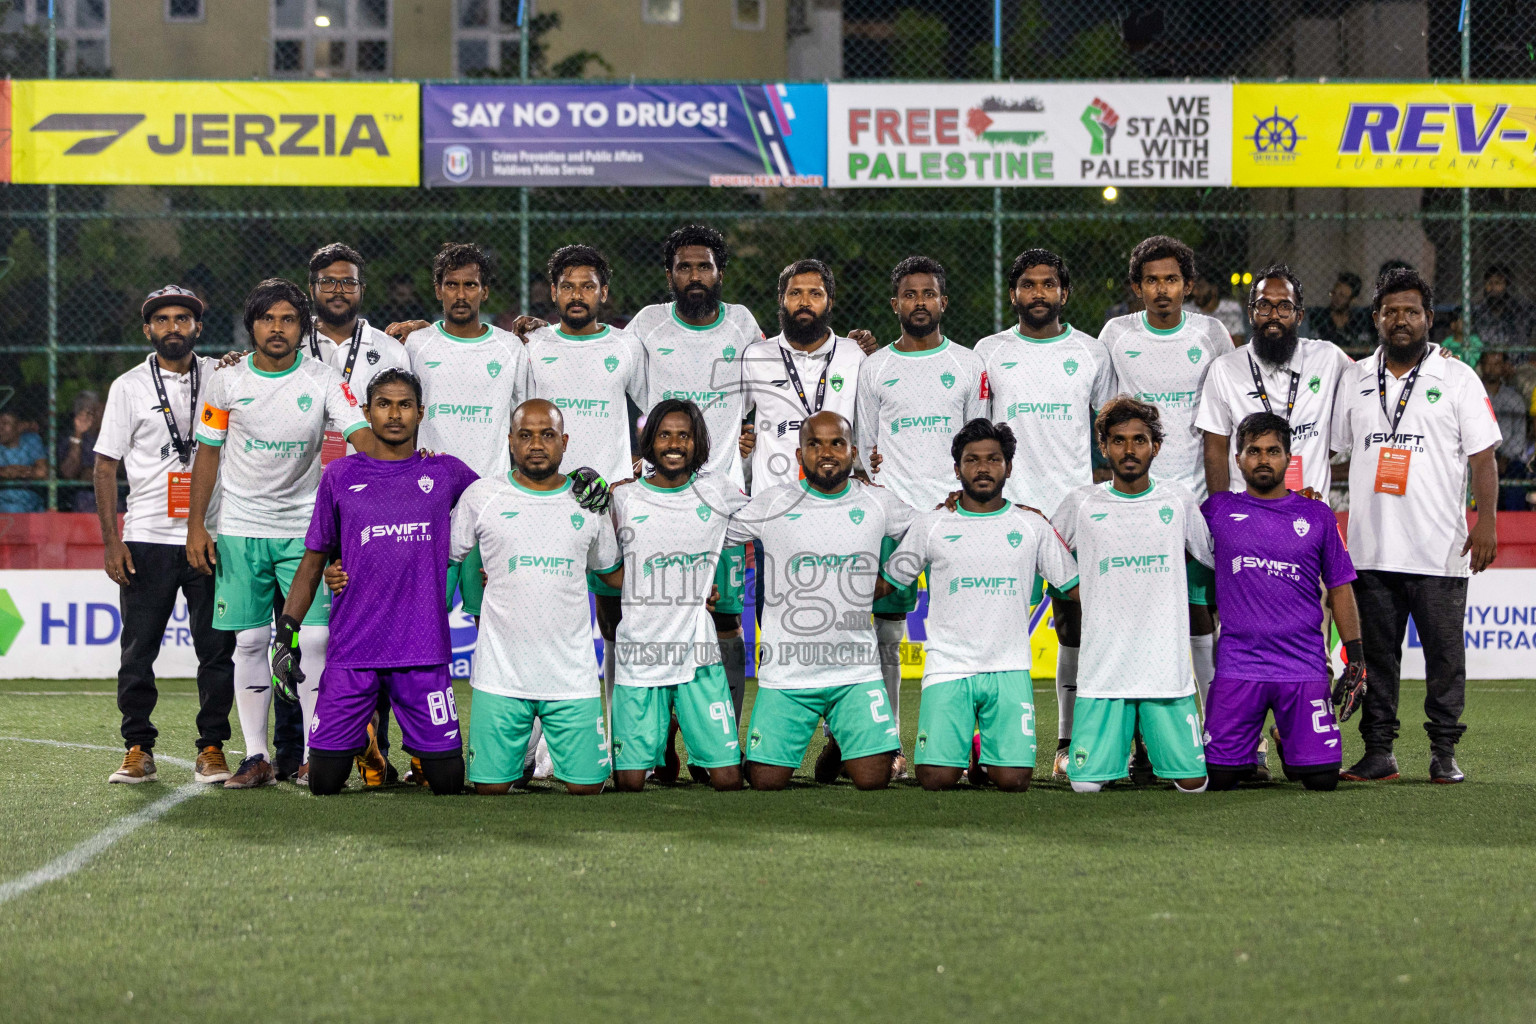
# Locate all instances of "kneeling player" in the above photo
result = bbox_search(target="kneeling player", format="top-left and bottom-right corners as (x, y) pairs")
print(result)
(1201, 412), (1365, 791)
(610, 400), (747, 792)
(1053, 397), (1213, 793)
(273, 369), (478, 796)
(878, 419), (1078, 791)
(451, 399), (623, 795)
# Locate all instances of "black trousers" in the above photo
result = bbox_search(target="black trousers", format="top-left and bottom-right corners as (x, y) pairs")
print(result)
(1353, 569), (1468, 753)
(117, 541), (237, 752)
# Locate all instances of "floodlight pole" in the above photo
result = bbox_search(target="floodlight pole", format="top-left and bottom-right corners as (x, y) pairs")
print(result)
(519, 0), (531, 315)
(992, 0), (1003, 333)
(1460, 1), (1472, 338)
(45, 1), (58, 511)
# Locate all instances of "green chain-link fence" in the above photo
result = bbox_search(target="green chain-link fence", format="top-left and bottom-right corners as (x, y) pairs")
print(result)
(3, 0), (1536, 511)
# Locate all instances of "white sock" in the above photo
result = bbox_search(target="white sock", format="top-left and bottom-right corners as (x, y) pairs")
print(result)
(298, 625), (328, 762)
(233, 627), (272, 761)
(1176, 778), (1209, 794)
(1070, 779), (1103, 793)
(1055, 645), (1079, 741)
(1191, 633), (1215, 708)
(876, 618), (905, 748)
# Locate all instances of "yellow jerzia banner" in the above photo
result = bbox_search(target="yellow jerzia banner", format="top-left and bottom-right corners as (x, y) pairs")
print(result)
(1234, 83), (1536, 187)
(10, 80), (419, 186)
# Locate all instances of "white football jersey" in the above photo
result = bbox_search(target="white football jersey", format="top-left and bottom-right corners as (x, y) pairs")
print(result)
(725, 478), (915, 690)
(305, 317), (411, 407)
(610, 473), (749, 687)
(193, 352), (366, 538)
(1052, 478), (1214, 699)
(523, 324), (647, 485)
(854, 339), (987, 512)
(974, 325), (1118, 517)
(404, 322), (528, 480)
(740, 332), (863, 493)
(1099, 311), (1234, 500)
(450, 473), (621, 700)
(884, 502), (1078, 686)
(627, 301), (763, 490)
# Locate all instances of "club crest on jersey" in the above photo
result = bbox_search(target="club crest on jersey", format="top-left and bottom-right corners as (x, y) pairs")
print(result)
(830, 374), (845, 392)
(1293, 517), (1310, 537)
(1007, 530), (1023, 548)
(297, 393), (313, 412)
(721, 345), (737, 363)
(487, 361), (503, 378)
(1063, 359), (1079, 376)
(1426, 387), (1442, 403)
(604, 355), (619, 373)
(940, 372), (955, 389)
(848, 508), (865, 524)
(570, 512), (585, 530)
(1159, 505), (1174, 524)
(696, 505), (712, 522)
(1308, 374), (1320, 393)
(417, 475), (434, 494)
(1187, 347), (1203, 364)
(367, 349), (380, 365)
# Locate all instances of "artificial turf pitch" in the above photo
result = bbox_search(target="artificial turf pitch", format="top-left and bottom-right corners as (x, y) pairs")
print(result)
(2, 675), (1534, 1023)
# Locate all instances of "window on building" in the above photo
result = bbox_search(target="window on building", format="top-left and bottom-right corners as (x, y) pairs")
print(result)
(4, 0), (110, 74)
(270, 0), (391, 77)
(453, 0), (520, 76)
(165, 0), (203, 22)
(642, 0), (681, 26)
(732, 0), (763, 31)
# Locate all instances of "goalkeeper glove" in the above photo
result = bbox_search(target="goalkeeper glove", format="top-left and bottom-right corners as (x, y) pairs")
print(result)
(1333, 638), (1367, 722)
(270, 614), (304, 704)
(568, 466), (612, 515)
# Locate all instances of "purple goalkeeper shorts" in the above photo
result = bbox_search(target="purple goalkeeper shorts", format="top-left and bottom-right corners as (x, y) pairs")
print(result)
(308, 664), (462, 757)
(1204, 676), (1342, 770)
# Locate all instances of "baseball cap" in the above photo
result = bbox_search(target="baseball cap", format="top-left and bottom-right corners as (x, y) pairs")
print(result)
(142, 284), (206, 322)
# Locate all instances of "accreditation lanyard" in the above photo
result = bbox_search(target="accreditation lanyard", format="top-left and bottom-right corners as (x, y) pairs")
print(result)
(1376, 350), (1427, 438)
(309, 319), (366, 383)
(1248, 355), (1299, 422)
(147, 354), (199, 466)
(780, 338), (837, 417)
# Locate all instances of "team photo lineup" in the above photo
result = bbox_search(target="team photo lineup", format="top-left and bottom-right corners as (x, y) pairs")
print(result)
(96, 221), (1500, 799)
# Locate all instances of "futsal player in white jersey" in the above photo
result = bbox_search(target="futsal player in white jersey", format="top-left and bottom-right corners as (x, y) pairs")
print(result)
(725, 410), (914, 791)
(879, 419), (1079, 792)
(401, 243), (528, 620)
(1098, 236), (1231, 718)
(852, 255), (985, 779)
(626, 224), (762, 735)
(187, 279), (372, 789)
(974, 249), (1117, 779)
(1052, 396), (1213, 793)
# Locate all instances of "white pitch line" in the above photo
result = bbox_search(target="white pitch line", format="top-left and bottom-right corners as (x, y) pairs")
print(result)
(0, 737), (206, 907)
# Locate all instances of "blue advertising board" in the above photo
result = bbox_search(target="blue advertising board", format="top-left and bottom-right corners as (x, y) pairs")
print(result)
(422, 83), (825, 188)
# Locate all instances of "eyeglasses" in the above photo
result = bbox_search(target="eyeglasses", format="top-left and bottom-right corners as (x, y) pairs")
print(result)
(1251, 300), (1297, 317)
(315, 277), (362, 293)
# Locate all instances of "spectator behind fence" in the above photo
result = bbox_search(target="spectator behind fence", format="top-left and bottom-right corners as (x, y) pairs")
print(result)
(1473, 264), (1534, 363)
(1479, 351), (1532, 511)
(1184, 268), (1247, 345)
(58, 389), (103, 512)
(373, 272), (429, 328)
(1307, 271), (1375, 350)
(0, 410), (47, 512)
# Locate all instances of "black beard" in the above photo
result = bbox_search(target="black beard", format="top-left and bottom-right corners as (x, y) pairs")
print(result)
(1253, 326), (1299, 366)
(898, 313), (939, 338)
(516, 461), (557, 481)
(1013, 299), (1063, 331)
(152, 334), (194, 362)
(317, 302), (359, 328)
(960, 479), (1002, 504)
(779, 306), (831, 346)
(803, 462), (851, 492)
(673, 280), (723, 321)
(445, 306), (478, 326)
(560, 304), (597, 331)
(1386, 333), (1429, 363)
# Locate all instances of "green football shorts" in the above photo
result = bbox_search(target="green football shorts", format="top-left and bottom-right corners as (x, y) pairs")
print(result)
(466, 690), (611, 786)
(611, 663), (740, 771)
(587, 569), (623, 598)
(1067, 694), (1206, 783)
(873, 534), (919, 615)
(915, 670), (1036, 769)
(712, 544), (745, 615)
(1186, 559), (1214, 606)
(746, 682), (900, 768)
(213, 535), (330, 631)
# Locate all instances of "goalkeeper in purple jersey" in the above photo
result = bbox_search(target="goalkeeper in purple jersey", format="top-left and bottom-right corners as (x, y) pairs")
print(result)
(1200, 412), (1366, 791)
(273, 368), (478, 796)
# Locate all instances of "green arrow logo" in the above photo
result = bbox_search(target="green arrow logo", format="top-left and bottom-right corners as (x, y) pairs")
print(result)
(0, 589), (24, 656)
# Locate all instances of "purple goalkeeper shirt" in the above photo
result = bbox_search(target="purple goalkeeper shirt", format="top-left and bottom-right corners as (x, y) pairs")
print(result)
(305, 451), (478, 668)
(1201, 489), (1357, 682)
